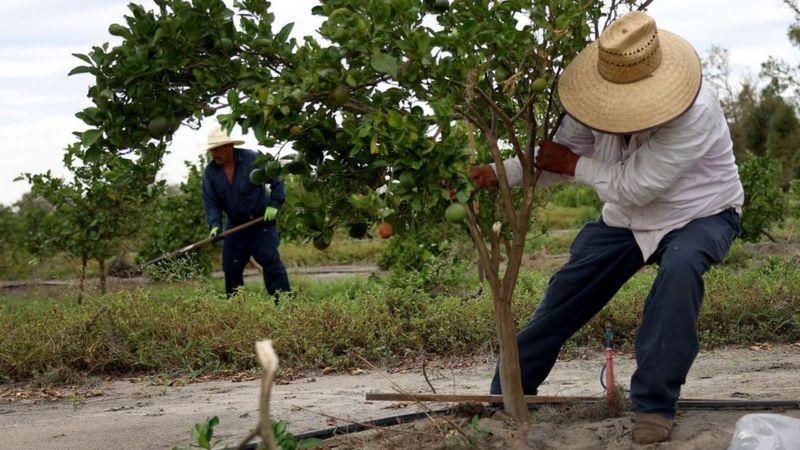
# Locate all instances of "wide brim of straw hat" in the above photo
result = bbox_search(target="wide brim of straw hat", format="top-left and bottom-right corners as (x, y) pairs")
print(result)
(199, 138), (245, 153)
(557, 30), (702, 135)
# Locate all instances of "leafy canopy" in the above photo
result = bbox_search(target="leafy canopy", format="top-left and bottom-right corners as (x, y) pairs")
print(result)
(68, 0), (612, 240)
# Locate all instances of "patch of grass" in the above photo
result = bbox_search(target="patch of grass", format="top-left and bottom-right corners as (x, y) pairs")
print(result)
(0, 232), (385, 283)
(0, 251), (100, 281)
(2, 258), (799, 383)
(719, 240), (753, 268)
(536, 203), (599, 230)
(525, 229), (578, 255)
(280, 233), (386, 267)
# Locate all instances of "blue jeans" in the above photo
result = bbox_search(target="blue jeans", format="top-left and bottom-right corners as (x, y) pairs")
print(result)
(490, 208), (740, 418)
(222, 222), (290, 302)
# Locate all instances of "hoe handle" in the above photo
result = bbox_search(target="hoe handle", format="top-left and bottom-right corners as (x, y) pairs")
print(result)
(139, 216), (265, 269)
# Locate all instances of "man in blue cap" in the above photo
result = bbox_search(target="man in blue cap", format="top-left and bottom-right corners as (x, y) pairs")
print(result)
(200, 127), (290, 302)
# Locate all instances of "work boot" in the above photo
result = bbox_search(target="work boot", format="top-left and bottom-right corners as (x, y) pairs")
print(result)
(633, 413), (673, 444)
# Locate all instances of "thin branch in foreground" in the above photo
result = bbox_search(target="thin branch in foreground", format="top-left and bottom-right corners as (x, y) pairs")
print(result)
(356, 356), (471, 442)
(422, 360), (437, 394)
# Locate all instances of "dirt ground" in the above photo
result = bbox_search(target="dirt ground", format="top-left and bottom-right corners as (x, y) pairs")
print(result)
(2, 345), (799, 449)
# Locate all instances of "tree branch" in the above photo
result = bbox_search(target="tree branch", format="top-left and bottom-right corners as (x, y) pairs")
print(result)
(474, 87), (525, 163)
(636, 0), (655, 11)
(464, 203), (500, 289)
(455, 80), (524, 162)
(467, 110), (518, 225)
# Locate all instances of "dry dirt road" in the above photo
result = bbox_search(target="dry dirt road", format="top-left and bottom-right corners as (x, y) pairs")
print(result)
(2, 345), (799, 449)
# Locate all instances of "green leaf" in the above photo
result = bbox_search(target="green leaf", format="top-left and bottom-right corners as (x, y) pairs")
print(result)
(371, 53), (398, 78)
(298, 438), (326, 448)
(108, 23), (130, 38)
(81, 130), (102, 147)
(276, 23), (294, 43)
(370, 160), (388, 168)
(253, 124), (267, 144)
(72, 53), (92, 64)
(83, 147), (103, 161)
(227, 90), (239, 108)
(68, 66), (94, 76)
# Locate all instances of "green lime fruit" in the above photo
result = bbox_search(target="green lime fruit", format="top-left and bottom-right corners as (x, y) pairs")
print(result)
(398, 171), (416, 189)
(432, 0), (450, 13)
(532, 77), (548, 92)
(330, 85), (350, 106)
(147, 117), (171, 138)
(285, 160), (307, 175)
(313, 235), (331, 250)
(445, 203), (467, 223)
(264, 161), (282, 179)
(349, 194), (371, 210)
(348, 223), (369, 239)
(249, 168), (268, 185)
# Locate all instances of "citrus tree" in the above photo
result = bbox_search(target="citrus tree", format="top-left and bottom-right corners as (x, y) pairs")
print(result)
(70, 0), (652, 419)
(23, 143), (158, 298)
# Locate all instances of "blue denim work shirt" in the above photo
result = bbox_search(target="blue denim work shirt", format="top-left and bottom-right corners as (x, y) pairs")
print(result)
(202, 148), (285, 229)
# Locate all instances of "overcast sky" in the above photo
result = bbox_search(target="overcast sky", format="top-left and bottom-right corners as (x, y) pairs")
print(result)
(0, 0), (797, 206)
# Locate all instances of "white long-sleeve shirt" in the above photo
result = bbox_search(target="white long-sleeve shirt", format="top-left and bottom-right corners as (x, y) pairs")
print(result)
(494, 82), (744, 261)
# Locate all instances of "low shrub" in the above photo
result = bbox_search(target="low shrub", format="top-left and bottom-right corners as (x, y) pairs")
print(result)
(1, 259), (799, 382)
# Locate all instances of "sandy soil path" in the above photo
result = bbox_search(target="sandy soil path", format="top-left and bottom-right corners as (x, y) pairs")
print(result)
(1, 345), (799, 449)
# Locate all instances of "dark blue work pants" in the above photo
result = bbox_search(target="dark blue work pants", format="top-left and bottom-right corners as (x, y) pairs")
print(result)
(222, 222), (290, 302)
(490, 208), (740, 418)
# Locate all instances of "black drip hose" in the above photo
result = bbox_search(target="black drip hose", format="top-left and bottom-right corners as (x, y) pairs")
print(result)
(676, 399), (800, 410)
(226, 399), (800, 449)
(232, 406), (456, 450)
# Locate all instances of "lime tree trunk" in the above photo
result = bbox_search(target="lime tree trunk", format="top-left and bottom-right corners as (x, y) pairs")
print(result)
(493, 294), (528, 420)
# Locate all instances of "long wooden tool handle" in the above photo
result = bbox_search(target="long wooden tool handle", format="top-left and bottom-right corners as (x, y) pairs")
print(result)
(139, 216), (265, 268)
(365, 393), (596, 404)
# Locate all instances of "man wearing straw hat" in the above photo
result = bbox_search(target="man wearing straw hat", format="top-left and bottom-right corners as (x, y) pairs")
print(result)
(471, 11), (743, 444)
(201, 126), (291, 302)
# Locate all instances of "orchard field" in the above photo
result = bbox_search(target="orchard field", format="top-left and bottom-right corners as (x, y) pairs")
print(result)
(3, 0), (800, 449)
(3, 186), (800, 448)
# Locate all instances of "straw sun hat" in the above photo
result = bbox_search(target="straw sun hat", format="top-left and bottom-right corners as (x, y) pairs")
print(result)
(200, 126), (245, 152)
(557, 11), (702, 134)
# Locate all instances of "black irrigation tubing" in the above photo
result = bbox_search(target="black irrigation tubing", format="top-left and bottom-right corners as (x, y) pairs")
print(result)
(229, 406), (456, 450)
(677, 399), (800, 410)
(225, 399), (800, 449)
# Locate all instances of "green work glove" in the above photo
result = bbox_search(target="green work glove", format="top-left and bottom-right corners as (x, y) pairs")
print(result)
(209, 226), (220, 239)
(264, 207), (278, 222)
